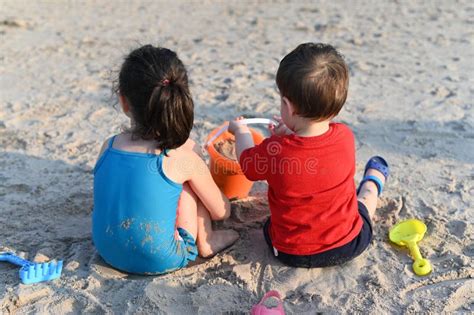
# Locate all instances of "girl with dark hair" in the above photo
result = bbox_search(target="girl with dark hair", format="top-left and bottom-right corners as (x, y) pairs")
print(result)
(93, 45), (239, 274)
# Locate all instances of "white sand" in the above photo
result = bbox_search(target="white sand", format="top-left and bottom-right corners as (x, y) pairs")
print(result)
(1, 1), (473, 313)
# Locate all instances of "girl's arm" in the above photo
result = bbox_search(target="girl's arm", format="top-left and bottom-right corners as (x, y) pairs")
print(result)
(164, 149), (230, 220)
(96, 138), (111, 161)
(187, 152), (231, 220)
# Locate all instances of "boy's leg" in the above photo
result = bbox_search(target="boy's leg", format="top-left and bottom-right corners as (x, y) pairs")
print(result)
(357, 168), (386, 219)
(176, 183), (239, 258)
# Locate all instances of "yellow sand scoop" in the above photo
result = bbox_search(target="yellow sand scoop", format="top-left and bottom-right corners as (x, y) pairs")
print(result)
(389, 219), (432, 276)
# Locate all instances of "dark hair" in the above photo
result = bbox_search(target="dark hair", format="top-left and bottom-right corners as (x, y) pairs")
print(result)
(116, 45), (194, 152)
(276, 43), (349, 121)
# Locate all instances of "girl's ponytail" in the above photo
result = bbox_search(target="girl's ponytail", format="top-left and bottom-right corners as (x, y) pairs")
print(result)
(145, 76), (194, 152)
(118, 45), (194, 152)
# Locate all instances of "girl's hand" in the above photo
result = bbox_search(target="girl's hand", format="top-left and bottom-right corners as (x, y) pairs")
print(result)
(228, 116), (250, 135)
(269, 115), (293, 136)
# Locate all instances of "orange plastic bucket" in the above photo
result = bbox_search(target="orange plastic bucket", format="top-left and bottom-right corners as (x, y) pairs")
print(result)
(206, 123), (264, 199)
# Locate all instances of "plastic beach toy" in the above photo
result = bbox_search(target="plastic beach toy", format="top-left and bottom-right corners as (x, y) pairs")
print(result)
(389, 219), (432, 276)
(251, 290), (285, 315)
(0, 252), (63, 284)
(206, 118), (274, 199)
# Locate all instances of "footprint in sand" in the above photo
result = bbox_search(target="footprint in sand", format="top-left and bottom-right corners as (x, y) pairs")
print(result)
(446, 220), (467, 239)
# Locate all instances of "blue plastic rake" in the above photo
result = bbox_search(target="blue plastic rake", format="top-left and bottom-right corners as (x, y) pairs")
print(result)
(0, 252), (63, 284)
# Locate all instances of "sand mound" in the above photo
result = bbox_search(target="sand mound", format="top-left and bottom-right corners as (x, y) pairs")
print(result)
(214, 138), (237, 161)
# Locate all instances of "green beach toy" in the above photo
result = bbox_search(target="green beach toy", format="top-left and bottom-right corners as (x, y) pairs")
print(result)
(389, 219), (432, 276)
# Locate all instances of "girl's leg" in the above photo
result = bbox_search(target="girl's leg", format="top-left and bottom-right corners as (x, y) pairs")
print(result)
(176, 183), (239, 258)
(175, 183), (199, 238)
(357, 168), (386, 219)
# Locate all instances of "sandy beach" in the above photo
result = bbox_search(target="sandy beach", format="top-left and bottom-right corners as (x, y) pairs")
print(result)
(1, 1), (473, 313)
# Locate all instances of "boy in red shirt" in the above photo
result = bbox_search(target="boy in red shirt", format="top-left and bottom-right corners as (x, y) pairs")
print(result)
(228, 43), (390, 267)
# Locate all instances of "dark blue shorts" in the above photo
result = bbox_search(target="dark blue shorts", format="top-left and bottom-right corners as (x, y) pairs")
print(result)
(263, 201), (373, 268)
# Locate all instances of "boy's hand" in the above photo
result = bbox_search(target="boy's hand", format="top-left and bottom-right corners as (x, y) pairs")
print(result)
(228, 117), (254, 161)
(228, 117), (250, 135)
(269, 116), (293, 136)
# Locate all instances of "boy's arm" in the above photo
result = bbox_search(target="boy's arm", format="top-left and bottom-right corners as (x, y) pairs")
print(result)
(228, 118), (254, 161)
(269, 116), (293, 136)
(234, 128), (255, 161)
(228, 118), (271, 181)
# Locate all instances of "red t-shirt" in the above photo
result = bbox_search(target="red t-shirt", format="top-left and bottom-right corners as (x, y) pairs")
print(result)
(240, 122), (362, 255)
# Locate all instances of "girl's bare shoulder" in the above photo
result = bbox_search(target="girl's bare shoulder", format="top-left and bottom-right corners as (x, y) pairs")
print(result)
(171, 138), (204, 159)
(163, 139), (208, 182)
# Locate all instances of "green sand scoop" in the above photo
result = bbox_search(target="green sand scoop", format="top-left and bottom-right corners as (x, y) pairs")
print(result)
(389, 219), (432, 276)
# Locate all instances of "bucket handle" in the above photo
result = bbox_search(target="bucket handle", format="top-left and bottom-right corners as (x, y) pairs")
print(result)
(206, 118), (277, 147)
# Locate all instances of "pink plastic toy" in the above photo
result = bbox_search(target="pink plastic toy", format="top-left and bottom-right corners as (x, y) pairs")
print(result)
(251, 290), (285, 315)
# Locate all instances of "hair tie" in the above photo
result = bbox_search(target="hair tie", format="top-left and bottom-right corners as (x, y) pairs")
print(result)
(161, 79), (170, 86)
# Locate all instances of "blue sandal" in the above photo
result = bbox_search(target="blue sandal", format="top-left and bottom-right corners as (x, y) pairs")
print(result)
(357, 156), (389, 196)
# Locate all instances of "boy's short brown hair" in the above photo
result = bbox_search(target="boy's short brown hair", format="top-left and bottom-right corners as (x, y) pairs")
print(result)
(276, 43), (349, 121)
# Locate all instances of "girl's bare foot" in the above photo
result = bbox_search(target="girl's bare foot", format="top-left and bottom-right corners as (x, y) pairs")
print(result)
(198, 229), (239, 258)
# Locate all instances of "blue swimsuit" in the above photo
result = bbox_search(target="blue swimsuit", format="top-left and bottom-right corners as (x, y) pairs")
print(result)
(93, 136), (197, 274)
